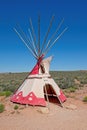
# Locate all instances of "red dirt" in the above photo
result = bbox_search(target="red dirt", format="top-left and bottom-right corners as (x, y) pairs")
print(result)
(0, 87), (87, 130)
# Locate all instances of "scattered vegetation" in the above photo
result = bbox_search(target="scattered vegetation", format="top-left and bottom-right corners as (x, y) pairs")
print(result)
(64, 86), (77, 93)
(0, 104), (5, 113)
(0, 71), (87, 94)
(50, 71), (87, 91)
(0, 91), (12, 97)
(83, 96), (87, 102)
(14, 105), (19, 110)
(0, 72), (28, 93)
(0, 71), (86, 114)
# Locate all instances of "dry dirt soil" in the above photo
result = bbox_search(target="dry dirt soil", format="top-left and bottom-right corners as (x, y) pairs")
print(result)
(0, 88), (87, 130)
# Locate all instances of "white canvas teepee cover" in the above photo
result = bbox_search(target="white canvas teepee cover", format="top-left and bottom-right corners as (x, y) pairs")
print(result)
(11, 56), (66, 106)
(11, 16), (67, 106)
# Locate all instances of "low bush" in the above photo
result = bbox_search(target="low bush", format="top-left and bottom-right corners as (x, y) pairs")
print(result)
(0, 104), (5, 113)
(5, 91), (12, 97)
(83, 96), (87, 102)
(64, 86), (77, 93)
(14, 105), (19, 110)
(0, 91), (12, 97)
(68, 87), (76, 92)
(0, 92), (5, 96)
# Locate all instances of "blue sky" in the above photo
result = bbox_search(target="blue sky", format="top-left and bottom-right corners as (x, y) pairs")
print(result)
(0, 0), (87, 72)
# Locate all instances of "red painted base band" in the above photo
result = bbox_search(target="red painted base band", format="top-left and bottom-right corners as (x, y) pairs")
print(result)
(10, 92), (46, 106)
(59, 90), (67, 102)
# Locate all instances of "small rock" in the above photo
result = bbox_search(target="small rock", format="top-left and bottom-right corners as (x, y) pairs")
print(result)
(10, 111), (15, 114)
(65, 104), (77, 110)
(19, 106), (25, 110)
(16, 110), (20, 114)
(37, 107), (49, 114)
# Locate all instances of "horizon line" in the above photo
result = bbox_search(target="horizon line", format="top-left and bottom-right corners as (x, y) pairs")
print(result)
(0, 69), (87, 74)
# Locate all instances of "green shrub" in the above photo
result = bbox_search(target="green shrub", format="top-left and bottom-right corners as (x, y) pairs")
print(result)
(64, 87), (76, 93)
(14, 105), (19, 110)
(0, 91), (12, 97)
(68, 87), (76, 92)
(83, 96), (87, 102)
(0, 104), (5, 113)
(5, 91), (12, 97)
(0, 92), (5, 96)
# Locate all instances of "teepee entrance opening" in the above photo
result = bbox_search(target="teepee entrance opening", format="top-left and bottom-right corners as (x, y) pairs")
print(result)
(44, 84), (60, 104)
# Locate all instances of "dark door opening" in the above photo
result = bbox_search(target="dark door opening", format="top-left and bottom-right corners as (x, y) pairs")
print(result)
(44, 84), (60, 104)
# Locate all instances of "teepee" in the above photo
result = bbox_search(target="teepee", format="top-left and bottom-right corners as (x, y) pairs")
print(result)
(11, 15), (67, 106)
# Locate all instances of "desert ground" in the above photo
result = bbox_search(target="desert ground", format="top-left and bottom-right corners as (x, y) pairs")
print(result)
(0, 87), (87, 130)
